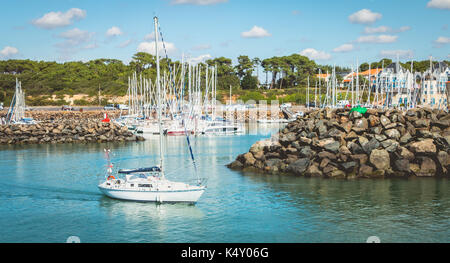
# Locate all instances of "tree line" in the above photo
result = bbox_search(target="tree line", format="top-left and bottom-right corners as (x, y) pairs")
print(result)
(0, 52), (447, 105)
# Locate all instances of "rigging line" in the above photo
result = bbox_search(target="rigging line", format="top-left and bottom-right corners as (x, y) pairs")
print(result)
(158, 24), (180, 104)
(158, 20), (200, 184)
(182, 64), (199, 182)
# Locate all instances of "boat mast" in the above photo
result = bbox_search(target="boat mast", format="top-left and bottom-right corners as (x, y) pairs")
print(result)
(307, 75), (310, 109)
(154, 16), (164, 175)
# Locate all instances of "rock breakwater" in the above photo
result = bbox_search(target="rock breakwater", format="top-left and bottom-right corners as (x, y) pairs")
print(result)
(0, 111), (144, 144)
(228, 108), (450, 178)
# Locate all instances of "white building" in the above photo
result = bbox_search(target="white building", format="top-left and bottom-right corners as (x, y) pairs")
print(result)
(419, 62), (449, 109)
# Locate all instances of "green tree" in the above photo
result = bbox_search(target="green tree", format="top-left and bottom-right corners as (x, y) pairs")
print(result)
(235, 55), (254, 80)
(241, 74), (258, 90)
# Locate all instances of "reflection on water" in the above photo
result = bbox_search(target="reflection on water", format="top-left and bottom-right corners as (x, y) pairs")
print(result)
(242, 172), (450, 242)
(0, 123), (449, 242)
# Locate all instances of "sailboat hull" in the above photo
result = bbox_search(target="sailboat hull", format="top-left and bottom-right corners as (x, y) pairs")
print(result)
(98, 186), (205, 203)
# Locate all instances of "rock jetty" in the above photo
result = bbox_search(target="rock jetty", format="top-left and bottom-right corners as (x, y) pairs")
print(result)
(228, 108), (450, 178)
(0, 111), (144, 144)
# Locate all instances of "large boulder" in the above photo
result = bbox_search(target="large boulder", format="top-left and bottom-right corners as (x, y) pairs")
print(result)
(381, 139), (399, 153)
(243, 152), (256, 166)
(362, 138), (380, 154)
(324, 141), (340, 153)
(437, 151), (449, 170)
(369, 149), (390, 171)
(384, 129), (401, 140)
(228, 160), (243, 169)
(305, 162), (323, 177)
(409, 139), (436, 154)
(399, 132), (412, 144)
(354, 118), (369, 130)
(265, 158), (283, 171)
(359, 165), (374, 177)
(380, 115), (391, 127)
(287, 158), (310, 175)
(398, 146), (415, 161)
(341, 161), (358, 172)
(368, 115), (380, 127)
(249, 139), (273, 155)
(298, 146), (314, 158)
(394, 159), (410, 173)
(416, 157), (437, 177)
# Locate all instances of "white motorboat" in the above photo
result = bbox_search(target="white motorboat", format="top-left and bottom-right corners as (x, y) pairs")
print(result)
(98, 17), (206, 204)
(135, 121), (161, 134)
(201, 120), (244, 135)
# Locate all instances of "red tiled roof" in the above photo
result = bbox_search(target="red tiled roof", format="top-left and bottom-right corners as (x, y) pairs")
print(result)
(316, 74), (330, 79)
(360, 68), (382, 76)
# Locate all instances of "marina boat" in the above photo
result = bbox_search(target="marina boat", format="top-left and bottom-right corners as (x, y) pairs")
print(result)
(98, 17), (206, 203)
(257, 118), (292, 123)
(201, 120), (244, 135)
(167, 127), (193, 136)
(165, 118), (194, 136)
(135, 120), (162, 134)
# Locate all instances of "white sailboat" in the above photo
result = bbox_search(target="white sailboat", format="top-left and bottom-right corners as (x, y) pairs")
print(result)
(6, 78), (36, 125)
(98, 17), (206, 203)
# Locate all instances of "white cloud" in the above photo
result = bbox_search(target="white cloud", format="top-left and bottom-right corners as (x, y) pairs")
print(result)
(171, 0), (228, 5)
(32, 8), (86, 29)
(380, 50), (414, 59)
(55, 28), (95, 60)
(357, 35), (398, 43)
(363, 26), (391, 34)
(191, 44), (211, 51)
(427, 0), (450, 9)
(333, 44), (355, 53)
(363, 26), (411, 34)
(137, 41), (177, 55)
(188, 54), (212, 64)
(299, 48), (331, 61)
(435, 36), (450, 44)
(241, 26), (271, 38)
(398, 26), (411, 32)
(83, 43), (98, 50)
(106, 26), (123, 37)
(348, 9), (382, 25)
(118, 39), (132, 48)
(58, 28), (94, 46)
(0, 46), (19, 58)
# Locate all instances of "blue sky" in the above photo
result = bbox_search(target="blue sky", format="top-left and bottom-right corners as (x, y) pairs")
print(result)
(0, 0), (449, 67)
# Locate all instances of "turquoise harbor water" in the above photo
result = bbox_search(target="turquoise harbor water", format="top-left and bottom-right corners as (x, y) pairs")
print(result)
(0, 124), (449, 243)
